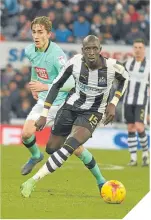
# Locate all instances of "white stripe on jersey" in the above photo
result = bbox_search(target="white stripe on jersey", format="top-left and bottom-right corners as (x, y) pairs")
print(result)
(127, 81), (137, 104)
(80, 69), (98, 110)
(137, 83), (147, 105)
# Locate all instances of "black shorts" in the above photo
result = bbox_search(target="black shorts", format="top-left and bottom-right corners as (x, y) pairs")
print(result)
(124, 104), (147, 124)
(51, 105), (103, 137)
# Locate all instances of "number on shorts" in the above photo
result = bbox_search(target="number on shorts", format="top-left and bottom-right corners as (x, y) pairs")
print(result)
(89, 114), (99, 128)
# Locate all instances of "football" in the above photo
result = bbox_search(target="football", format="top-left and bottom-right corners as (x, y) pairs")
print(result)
(101, 180), (126, 204)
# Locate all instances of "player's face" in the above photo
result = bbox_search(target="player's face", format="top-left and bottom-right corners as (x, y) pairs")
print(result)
(32, 24), (50, 49)
(133, 42), (145, 59)
(82, 41), (101, 66)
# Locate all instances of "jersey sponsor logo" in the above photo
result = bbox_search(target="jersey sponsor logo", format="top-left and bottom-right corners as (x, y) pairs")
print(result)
(34, 67), (49, 79)
(78, 81), (104, 94)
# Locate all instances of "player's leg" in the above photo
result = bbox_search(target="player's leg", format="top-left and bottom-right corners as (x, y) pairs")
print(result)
(74, 146), (106, 189)
(21, 102), (50, 175)
(124, 104), (138, 166)
(30, 124), (104, 186)
(21, 111), (105, 197)
(21, 120), (44, 175)
(21, 126), (93, 198)
(135, 105), (149, 166)
(22, 120), (40, 159)
(46, 109), (106, 188)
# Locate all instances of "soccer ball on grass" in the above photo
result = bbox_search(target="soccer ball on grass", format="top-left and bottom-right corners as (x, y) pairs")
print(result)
(101, 180), (126, 204)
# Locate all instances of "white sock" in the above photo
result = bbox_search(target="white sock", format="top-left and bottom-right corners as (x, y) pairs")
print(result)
(142, 150), (149, 158)
(131, 152), (137, 162)
(32, 164), (50, 181)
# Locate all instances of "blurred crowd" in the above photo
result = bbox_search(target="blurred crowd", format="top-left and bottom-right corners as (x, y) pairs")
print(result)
(1, 0), (149, 45)
(1, 64), (36, 123)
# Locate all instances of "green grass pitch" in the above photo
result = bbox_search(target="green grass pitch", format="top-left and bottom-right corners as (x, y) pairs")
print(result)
(1, 145), (149, 219)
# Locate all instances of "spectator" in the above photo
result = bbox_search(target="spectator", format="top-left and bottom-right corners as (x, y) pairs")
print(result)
(107, 0), (116, 14)
(4, 0), (18, 16)
(17, 99), (32, 118)
(71, 4), (80, 20)
(138, 13), (149, 41)
(84, 4), (94, 22)
(1, 64), (16, 86)
(119, 0), (128, 11)
(73, 14), (90, 41)
(17, 20), (32, 41)
(125, 23), (147, 45)
(128, 4), (140, 23)
(98, 4), (109, 19)
(21, 0), (36, 21)
(114, 13), (132, 42)
(48, 11), (58, 29)
(20, 66), (31, 84)
(113, 3), (124, 25)
(0, 88), (11, 123)
(101, 16), (116, 44)
(16, 14), (27, 34)
(54, 1), (64, 24)
(55, 23), (73, 43)
(91, 14), (104, 38)
(37, 0), (51, 17)
(13, 74), (25, 89)
(1, 1), (9, 27)
(8, 81), (20, 114)
(63, 11), (73, 31)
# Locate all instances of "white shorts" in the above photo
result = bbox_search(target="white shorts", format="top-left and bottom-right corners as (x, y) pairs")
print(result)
(26, 99), (61, 126)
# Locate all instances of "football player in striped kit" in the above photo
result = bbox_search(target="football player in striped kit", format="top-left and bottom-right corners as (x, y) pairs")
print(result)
(21, 35), (129, 198)
(21, 17), (107, 190)
(124, 39), (150, 166)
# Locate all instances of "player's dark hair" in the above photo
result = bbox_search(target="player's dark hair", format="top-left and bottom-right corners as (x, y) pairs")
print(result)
(31, 16), (52, 33)
(133, 38), (145, 45)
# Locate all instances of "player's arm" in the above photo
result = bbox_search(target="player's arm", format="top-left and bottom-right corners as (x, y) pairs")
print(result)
(110, 62), (129, 106)
(103, 62), (129, 125)
(35, 61), (73, 131)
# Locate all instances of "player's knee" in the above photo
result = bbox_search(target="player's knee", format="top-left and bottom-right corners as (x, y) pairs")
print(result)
(45, 141), (58, 155)
(45, 146), (56, 155)
(135, 122), (144, 133)
(22, 130), (33, 140)
(127, 124), (136, 132)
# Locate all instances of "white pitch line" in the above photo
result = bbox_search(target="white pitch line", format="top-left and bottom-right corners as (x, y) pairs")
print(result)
(62, 161), (124, 170)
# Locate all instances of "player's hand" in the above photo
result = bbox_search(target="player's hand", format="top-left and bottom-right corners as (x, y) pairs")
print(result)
(113, 63), (125, 74)
(35, 116), (47, 131)
(103, 103), (116, 125)
(29, 81), (46, 92)
(31, 90), (38, 100)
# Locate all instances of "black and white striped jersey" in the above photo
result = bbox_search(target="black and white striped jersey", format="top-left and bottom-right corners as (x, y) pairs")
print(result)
(124, 57), (150, 105)
(45, 54), (129, 113)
